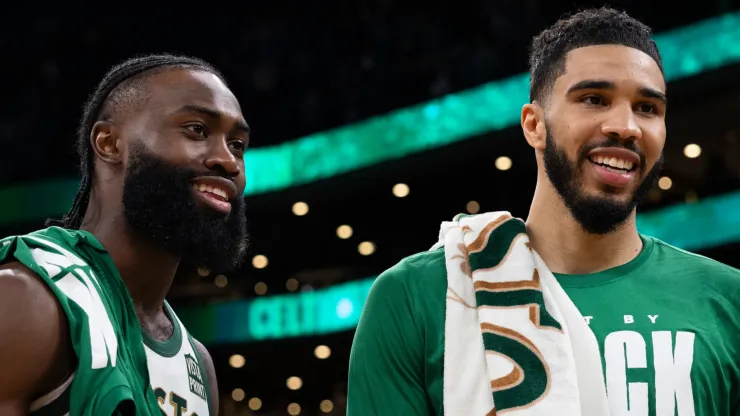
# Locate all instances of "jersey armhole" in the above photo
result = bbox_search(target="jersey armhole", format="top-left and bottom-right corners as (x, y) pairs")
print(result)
(96, 384), (134, 416)
(187, 334), (214, 413)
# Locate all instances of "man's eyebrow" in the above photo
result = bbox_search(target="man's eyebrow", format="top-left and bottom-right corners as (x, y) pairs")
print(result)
(638, 87), (667, 105)
(566, 79), (616, 95)
(176, 104), (250, 134)
(566, 79), (667, 105)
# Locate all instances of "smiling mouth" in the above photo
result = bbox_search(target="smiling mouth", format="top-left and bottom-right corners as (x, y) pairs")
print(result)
(191, 183), (229, 201)
(587, 155), (637, 173)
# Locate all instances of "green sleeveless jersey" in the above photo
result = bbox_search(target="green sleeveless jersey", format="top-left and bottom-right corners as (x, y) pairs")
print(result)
(0, 227), (212, 416)
(348, 235), (740, 415)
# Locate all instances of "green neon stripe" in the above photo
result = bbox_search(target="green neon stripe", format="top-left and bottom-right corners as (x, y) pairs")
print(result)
(176, 190), (740, 345)
(0, 12), (738, 227)
(0, 178), (79, 226)
(635, 191), (740, 251)
(242, 11), (740, 195)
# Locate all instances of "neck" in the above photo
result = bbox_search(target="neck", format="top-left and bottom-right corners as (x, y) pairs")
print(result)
(525, 177), (643, 275)
(80, 193), (180, 317)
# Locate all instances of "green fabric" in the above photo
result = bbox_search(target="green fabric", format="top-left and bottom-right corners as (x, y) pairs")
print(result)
(0, 227), (162, 415)
(348, 234), (740, 415)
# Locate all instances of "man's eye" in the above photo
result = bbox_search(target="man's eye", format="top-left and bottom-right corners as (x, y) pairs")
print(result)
(229, 141), (247, 153)
(186, 124), (207, 136)
(582, 96), (604, 106)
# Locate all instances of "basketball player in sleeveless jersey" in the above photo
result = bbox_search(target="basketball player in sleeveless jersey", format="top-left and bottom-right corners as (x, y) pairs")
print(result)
(0, 54), (250, 415)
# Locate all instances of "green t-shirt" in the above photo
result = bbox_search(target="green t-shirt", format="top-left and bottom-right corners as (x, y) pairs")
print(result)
(347, 235), (740, 415)
(0, 227), (165, 415)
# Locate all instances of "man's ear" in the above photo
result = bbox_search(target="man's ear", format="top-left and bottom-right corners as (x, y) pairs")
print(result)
(90, 121), (124, 164)
(521, 102), (547, 151)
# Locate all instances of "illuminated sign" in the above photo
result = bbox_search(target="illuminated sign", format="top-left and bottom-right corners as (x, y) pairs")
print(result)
(177, 278), (375, 344)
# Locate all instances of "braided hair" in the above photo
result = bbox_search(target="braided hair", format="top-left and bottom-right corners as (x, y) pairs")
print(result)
(46, 53), (225, 230)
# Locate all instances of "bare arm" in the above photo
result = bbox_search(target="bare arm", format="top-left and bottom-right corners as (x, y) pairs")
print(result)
(193, 339), (219, 416)
(0, 262), (70, 416)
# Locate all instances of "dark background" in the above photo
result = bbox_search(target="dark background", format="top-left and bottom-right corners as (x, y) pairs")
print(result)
(1, 1), (739, 415)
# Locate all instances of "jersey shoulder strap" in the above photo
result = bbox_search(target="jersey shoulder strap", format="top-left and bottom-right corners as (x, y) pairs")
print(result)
(0, 227), (161, 415)
(172, 304), (215, 410)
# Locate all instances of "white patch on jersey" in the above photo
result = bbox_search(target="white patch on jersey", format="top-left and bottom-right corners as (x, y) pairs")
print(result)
(604, 331), (649, 415)
(653, 331), (696, 416)
(26, 236), (87, 266)
(28, 240), (118, 370)
(604, 330), (696, 416)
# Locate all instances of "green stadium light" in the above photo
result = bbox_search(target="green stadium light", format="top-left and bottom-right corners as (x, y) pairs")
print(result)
(1, 11), (739, 226)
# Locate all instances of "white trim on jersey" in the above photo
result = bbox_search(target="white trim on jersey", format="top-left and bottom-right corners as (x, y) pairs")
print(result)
(30, 372), (75, 412)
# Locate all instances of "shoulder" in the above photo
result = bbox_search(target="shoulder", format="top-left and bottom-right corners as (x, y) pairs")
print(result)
(191, 338), (214, 371)
(0, 262), (71, 401)
(349, 250), (445, 396)
(192, 338), (219, 416)
(649, 237), (740, 275)
(2, 227), (93, 265)
(18, 226), (81, 245)
(373, 247), (447, 292)
(648, 236), (740, 288)
(0, 262), (63, 328)
(361, 248), (447, 326)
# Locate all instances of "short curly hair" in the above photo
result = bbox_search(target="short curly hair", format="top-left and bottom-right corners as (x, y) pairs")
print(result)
(528, 7), (664, 104)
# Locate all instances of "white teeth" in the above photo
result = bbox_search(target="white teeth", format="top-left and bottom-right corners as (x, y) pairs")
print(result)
(212, 188), (228, 199)
(591, 155), (634, 171)
(192, 183), (229, 201)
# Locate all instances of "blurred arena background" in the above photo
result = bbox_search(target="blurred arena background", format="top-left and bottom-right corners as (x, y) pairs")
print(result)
(1, 1), (740, 415)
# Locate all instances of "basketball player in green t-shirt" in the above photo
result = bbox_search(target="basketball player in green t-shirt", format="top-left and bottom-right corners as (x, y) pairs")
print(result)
(0, 55), (251, 415)
(348, 8), (740, 416)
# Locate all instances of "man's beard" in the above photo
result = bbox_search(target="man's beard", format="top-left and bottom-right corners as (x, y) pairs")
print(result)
(122, 146), (248, 273)
(543, 127), (663, 235)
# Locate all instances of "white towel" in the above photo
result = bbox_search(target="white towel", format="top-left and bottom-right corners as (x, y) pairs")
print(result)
(430, 211), (610, 415)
